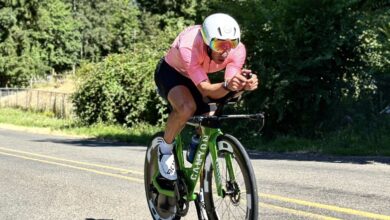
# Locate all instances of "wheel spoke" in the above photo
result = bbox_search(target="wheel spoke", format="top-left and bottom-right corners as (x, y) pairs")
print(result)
(211, 159), (248, 219)
(202, 136), (258, 219)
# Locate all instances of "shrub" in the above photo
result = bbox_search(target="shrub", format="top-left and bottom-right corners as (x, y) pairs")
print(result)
(72, 45), (167, 126)
(206, 0), (390, 138)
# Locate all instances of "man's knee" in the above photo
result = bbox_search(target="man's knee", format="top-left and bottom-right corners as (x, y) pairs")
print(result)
(167, 86), (197, 120)
(175, 101), (196, 119)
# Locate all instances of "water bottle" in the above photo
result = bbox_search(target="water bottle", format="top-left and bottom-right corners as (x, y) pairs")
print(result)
(186, 134), (200, 163)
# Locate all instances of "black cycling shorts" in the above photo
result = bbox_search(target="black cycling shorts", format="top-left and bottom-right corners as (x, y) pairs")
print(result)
(154, 58), (210, 115)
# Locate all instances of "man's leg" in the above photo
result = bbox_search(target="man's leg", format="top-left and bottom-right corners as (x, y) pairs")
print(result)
(158, 85), (196, 180)
(164, 85), (196, 144)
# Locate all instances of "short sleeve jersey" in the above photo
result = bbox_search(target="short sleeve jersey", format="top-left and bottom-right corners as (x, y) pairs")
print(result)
(164, 25), (246, 85)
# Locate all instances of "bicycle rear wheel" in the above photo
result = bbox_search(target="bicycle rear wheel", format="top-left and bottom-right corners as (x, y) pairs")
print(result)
(144, 132), (181, 220)
(201, 134), (258, 220)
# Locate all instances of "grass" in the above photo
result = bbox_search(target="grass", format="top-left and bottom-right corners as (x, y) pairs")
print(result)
(0, 82), (73, 118)
(0, 108), (162, 145)
(0, 108), (70, 129)
(319, 127), (390, 156)
(31, 74), (76, 93)
(0, 76), (161, 145)
(1, 107), (389, 156)
(241, 129), (390, 156)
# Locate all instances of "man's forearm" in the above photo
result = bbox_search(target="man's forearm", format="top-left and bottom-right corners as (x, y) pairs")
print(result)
(197, 81), (230, 99)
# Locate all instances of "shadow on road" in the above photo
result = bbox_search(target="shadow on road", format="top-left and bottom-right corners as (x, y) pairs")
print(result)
(33, 136), (390, 165)
(33, 138), (142, 148)
(85, 218), (113, 220)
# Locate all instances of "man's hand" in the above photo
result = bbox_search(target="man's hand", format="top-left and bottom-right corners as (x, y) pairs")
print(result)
(225, 69), (259, 92)
(241, 69), (259, 91)
(226, 73), (247, 91)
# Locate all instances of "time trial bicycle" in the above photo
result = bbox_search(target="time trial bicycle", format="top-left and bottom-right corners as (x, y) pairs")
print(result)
(144, 92), (264, 220)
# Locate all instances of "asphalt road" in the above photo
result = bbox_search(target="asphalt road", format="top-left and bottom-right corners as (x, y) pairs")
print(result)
(0, 128), (389, 220)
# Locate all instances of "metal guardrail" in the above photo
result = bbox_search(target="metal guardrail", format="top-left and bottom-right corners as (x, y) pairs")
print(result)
(0, 88), (73, 118)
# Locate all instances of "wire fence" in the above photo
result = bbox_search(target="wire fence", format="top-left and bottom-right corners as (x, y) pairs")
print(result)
(0, 88), (73, 118)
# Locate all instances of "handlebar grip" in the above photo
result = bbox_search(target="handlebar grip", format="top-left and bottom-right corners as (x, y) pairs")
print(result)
(244, 72), (253, 79)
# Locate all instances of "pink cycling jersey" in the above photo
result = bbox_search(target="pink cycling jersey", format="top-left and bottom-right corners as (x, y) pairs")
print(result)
(164, 25), (246, 85)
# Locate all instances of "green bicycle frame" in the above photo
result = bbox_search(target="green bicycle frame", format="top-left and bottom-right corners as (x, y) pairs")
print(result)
(152, 126), (236, 201)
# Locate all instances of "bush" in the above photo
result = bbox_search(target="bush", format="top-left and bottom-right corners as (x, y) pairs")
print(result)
(72, 45), (167, 126)
(206, 0), (390, 139)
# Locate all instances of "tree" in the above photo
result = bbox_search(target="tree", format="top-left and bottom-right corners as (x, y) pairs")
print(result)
(202, 0), (390, 138)
(36, 0), (81, 73)
(0, 0), (46, 87)
(67, 0), (141, 61)
(0, 0), (83, 86)
(136, 0), (199, 20)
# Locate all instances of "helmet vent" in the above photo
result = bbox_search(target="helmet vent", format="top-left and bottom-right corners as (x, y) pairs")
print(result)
(202, 13), (241, 44)
(217, 27), (222, 37)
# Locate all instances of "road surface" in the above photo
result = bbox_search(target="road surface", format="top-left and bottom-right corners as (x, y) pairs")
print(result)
(0, 128), (389, 219)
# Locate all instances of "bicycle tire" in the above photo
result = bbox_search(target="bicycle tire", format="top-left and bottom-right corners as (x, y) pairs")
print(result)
(201, 134), (259, 220)
(144, 132), (181, 220)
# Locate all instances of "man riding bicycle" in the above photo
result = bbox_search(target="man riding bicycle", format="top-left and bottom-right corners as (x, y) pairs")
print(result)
(154, 13), (259, 182)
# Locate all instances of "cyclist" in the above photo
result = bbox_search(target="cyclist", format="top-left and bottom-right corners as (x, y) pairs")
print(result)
(154, 13), (259, 182)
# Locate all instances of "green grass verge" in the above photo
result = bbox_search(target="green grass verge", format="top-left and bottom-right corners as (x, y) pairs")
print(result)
(1, 107), (389, 156)
(239, 127), (390, 156)
(243, 134), (390, 156)
(0, 108), (162, 145)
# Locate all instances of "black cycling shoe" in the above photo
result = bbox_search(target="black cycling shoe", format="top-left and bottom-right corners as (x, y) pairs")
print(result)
(156, 174), (176, 190)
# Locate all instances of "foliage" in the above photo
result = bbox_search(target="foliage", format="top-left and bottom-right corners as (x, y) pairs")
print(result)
(136, 0), (202, 21)
(36, 0), (81, 72)
(0, 0), (44, 86)
(0, 33), (48, 87)
(0, 0), (141, 86)
(0, 0), (80, 86)
(205, 0), (390, 138)
(72, 44), (166, 126)
(356, 5), (390, 111)
(138, 12), (189, 53)
(1, 0), (389, 152)
(67, 0), (141, 61)
(2, 107), (389, 155)
(71, 1), (200, 126)
(0, 107), (161, 145)
(322, 115), (390, 155)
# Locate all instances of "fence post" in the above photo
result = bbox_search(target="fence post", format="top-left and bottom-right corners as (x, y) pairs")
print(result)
(15, 88), (18, 107)
(0, 88), (72, 118)
(28, 90), (32, 109)
(62, 94), (66, 118)
(36, 90), (39, 111)
(25, 89), (28, 109)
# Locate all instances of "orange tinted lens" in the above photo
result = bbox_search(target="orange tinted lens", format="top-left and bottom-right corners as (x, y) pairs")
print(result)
(231, 39), (239, 48)
(210, 39), (238, 52)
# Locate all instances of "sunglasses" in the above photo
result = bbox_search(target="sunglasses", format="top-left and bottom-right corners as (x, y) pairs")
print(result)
(209, 38), (239, 53)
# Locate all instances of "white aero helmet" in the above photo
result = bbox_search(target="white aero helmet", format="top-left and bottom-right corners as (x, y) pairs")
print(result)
(201, 13), (241, 51)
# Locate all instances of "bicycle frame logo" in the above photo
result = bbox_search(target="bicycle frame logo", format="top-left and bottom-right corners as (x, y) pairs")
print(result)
(191, 135), (209, 181)
(190, 134), (222, 186)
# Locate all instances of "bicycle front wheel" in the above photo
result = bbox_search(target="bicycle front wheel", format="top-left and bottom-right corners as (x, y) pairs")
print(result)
(144, 132), (181, 220)
(201, 134), (258, 220)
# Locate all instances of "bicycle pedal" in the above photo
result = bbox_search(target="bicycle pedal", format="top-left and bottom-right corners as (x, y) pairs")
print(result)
(156, 174), (175, 190)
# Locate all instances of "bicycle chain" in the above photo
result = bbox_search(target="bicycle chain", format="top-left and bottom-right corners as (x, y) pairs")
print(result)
(174, 172), (189, 217)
